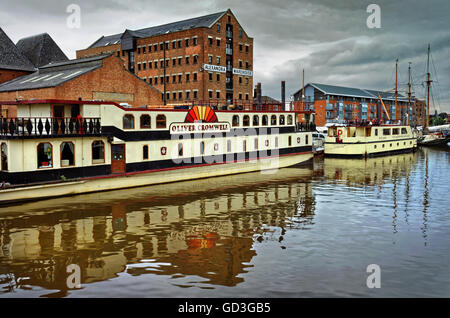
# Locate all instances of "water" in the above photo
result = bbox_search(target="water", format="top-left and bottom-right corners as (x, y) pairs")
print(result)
(0, 147), (449, 298)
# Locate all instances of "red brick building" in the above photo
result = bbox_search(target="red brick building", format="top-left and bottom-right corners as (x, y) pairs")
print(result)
(293, 83), (420, 127)
(76, 9), (253, 106)
(0, 54), (163, 116)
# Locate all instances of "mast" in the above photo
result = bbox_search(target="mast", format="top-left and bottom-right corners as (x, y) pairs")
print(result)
(395, 59), (398, 122)
(302, 69), (305, 106)
(426, 44), (432, 130)
(408, 62), (412, 126)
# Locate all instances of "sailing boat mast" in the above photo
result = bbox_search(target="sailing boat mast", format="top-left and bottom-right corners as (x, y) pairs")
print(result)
(395, 59), (398, 122)
(302, 69), (305, 106)
(426, 44), (432, 130)
(408, 62), (412, 126)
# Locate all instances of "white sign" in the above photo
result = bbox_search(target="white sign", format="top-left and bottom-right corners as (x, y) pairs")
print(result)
(203, 64), (226, 73)
(233, 68), (253, 77)
(170, 122), (231, 134)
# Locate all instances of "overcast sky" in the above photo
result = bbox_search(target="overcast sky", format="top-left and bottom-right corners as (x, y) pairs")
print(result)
(1, 0), (449, 112)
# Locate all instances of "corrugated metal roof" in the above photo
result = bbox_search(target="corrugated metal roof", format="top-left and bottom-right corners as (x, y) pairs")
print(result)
(88, 11), (227, 48)
(0, 28), (36, 72)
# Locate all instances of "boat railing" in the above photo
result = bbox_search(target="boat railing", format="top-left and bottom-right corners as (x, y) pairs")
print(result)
(0, 117), (102, 138)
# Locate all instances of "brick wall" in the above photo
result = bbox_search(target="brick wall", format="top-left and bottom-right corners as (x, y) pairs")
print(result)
(0, 69), (32, 84)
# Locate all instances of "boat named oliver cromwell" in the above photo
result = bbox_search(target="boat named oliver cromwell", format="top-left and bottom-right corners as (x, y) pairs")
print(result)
(325, 124), (417, 157)
(0, 99), (313, 204)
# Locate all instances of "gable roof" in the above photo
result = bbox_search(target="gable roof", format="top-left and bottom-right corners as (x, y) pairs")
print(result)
(0, 28), (36, 72)
(16, 33), (69, 68)
(295, 83), (409, 101)
(88, 11), (227, 48)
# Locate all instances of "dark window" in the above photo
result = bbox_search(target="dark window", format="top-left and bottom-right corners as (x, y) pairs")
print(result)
(186, 91), (190, 99)
(186, 56), (190, 64)
(271, 115), (277, 125)
(178, 57), (182, 66)
(239, 44), (243, 52)
(253, 115), (259, 126)
(178, 40), (182, 48)
(262, 115), (268, 126)
(232, 115), (240, 127)
(1, 143), (7, 171)
(61, 142), (75, 167)
(243, 115), (250, 127)
(178, 74), (182, 83)
(140, 114), (151, 129)
(123, 114), (135, 129)
(193, 73), (197, 81)
(92, 141), (105, 164)
(279, 115), (285, 125)
(142, 46), (146, 54)
(193, 37), (198, 46)
(186, 73), (190, 82)
(209, 91), (213, 99)
(185, 38), (190, 47)
(179, 91), (183, 100)
(287, 115), (293, 125)
(178, 143), (183, 157)
(288, 136), (292, 146)
(217, 74), (220, 82)
(217, 39), (221, 47)
(217, 24), (221, 33)
(209, 73), (213, 81)
(193, 55), (198, 64)
(156, 114), (166, 128)
(209, 37), (213, 46)
(193, 91), (198, 99)
(172, 41), (176, 49)
(173, 92), (177, 100)
(216, 91), (220, 99)
(143, 145), (149, 160)
(37, 143), (53, 169)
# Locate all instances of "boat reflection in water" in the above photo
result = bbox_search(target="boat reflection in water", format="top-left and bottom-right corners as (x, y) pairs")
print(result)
(323, 152), (417, 187)
(0, 166), (315, 297)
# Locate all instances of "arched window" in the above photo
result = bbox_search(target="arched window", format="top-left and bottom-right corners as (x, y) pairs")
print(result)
(61, 142), (75, 167)
(123, 114), (135, 129)
(287, 115), (293, 125)
(1, 143), (7, 171)
(37, 143), (53, 169)
(243, 115), (250, 127)
(262, 115), (268, 126)
(92, 141), (105, 164)
(156, 114), (166, 128)
(140, 114), (151, 129)
(143, 145), (149, 160)
(253, 115), (259, 126)
(271, 115), (277, 125)
(279, 115), (285, 125)
(232, 115), (239, 127)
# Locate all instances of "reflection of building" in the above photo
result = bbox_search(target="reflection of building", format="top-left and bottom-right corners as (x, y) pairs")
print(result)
(0, 167), (315, 293)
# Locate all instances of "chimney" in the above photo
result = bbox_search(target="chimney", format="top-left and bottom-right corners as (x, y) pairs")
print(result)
(257, 82), (262, 106)
(281, 81), (286, 110)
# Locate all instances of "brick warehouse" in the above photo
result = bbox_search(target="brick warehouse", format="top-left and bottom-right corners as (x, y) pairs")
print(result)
(0, 54), (163, 117)
(76, 9), (253, 106)
(293, 83), (424, 127)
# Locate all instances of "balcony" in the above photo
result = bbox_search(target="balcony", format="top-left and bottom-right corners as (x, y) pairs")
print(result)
(226, 48), (233, 55)
(226, 30), (233, 38)
(0, 117), (102, 139)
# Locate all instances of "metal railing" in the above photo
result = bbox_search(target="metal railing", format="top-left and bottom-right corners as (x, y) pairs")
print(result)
(0, 117), (101, 138)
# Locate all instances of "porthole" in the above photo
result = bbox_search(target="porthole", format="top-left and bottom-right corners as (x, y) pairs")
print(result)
(161, 147), (167, 155)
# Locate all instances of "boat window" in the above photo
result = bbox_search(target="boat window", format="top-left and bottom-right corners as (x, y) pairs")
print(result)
(374, 128), (378, 136)
(140, 115), (151, 129)
(243, 115), (250, 127)
(383, 128), (391, 136)
(262, 115), (268, 126)
(232, 115), (239, 127)
(123, 114), (135, 129)
(143, 145), (149, 160)
(401, 128), (408, 134)
(279, 115), (285, 125)
(156, 114), (166, 129)
(253, 115), (259, 126)
(1, 143), (7, 171)
(306, 135), (309, 145)
(271, 115), (277, 125)
(37, 143), (53, 169)
(287, 115), (293, 125)
(61, 142), (75, 167)
(92, 141), (105, 164)
(200, 141), (205, 155)
(288, 135), (292, 146)
(366, 127), (371, 137)
(392, 128), (399, 135)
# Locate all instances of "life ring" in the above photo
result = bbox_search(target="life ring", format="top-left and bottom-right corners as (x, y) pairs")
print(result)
(297, 137), (301, 144)
(161, 147), (167, 155)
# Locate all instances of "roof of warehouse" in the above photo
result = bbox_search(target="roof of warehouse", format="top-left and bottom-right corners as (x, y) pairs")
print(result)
(88, 11), (228, 48)
(295, 83), (410, 101)
(16, 33), (69, 68)
(0, 28), (36, 72)
(0, 54), (110, 92)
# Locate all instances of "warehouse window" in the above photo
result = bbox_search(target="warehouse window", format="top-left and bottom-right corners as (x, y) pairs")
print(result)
(123, 114), (135, 129)
(193, 37), (198, 46)
(92, 141), (105, 164)
(140, 115), (151, 129)
(61, 142), (75, 167)
(156, 114), (166, 129)
(37, 143), (53, 169)
(185, 38), (190, 47)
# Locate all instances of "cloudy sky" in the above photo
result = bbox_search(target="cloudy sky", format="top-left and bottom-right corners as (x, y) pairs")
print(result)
(1, 0), (449, 112)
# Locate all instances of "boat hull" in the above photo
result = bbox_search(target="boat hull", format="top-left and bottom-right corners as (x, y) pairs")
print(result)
(325, 138), (417, 157)
(0, 151), (313, 205)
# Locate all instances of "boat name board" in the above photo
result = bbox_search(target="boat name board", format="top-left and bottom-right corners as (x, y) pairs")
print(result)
(170, 122), (231, 134)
